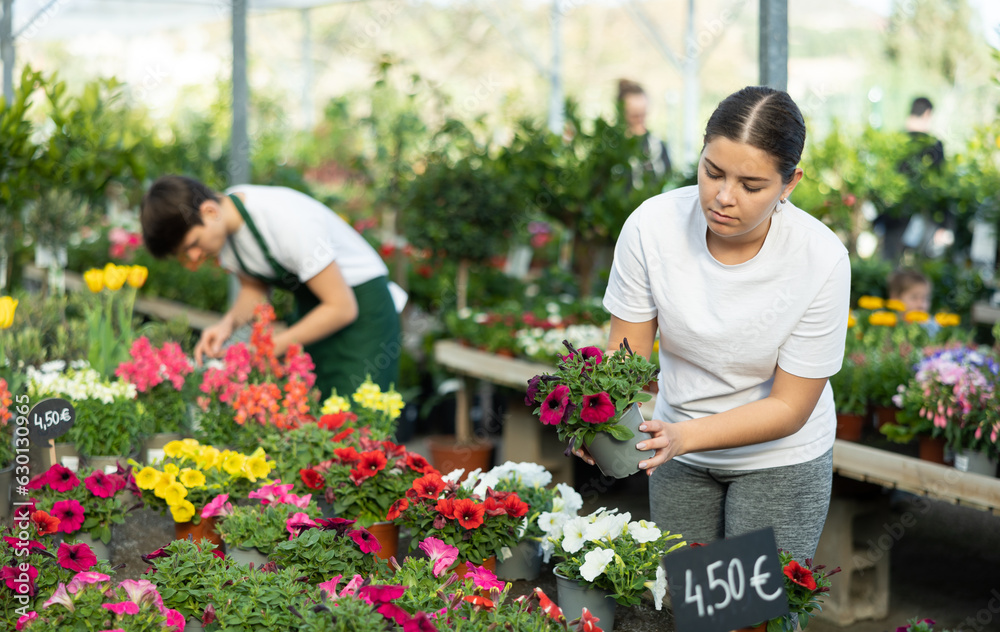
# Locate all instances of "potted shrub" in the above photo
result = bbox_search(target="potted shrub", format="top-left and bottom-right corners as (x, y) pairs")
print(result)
(115, 336), (195, 462)
(391, 470), (529, 572)
(304, 437), (437, 559)
(141, 539), (224, 626)
(539, 506), (686, 630)
(526, 339), (658, 478)
(26, 463), (138, 559)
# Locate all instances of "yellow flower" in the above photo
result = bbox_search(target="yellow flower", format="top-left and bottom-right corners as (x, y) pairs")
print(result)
(321, 394), (350, 415)
(222, 453), (247, 476)
(244, 455), (271, 482)
(868, 311), (898, 327)
(0, 296), (17, 329)
(885, 299), (907, 312)
(904, 310), (930, 324)
(847, 312), (857, 328)
(196, 446), (222, 470)
(170, 500), (196, 523)
(83, 269), (104, 293)
(935, 312), (961, 327)
(127, 265), (148, 288)
(154, 473), (176, 499)
(179, 469), (206, 488)
(163, 463), (180, 476)
(163, 441), (186, 458)
(135, 467), (162, 490)
(652, 339), (660, 353)
(163, 481), (188, 506)
(103, 263), (129, 291)
(857, 296), (885, 310)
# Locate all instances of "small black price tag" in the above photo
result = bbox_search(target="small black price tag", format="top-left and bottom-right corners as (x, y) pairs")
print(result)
(664, 528), (789, 632)
(27, 398), (76, 442)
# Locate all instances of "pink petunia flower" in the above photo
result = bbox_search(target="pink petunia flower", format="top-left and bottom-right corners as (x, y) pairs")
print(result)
(163, 608), (186, 632)
(540, 385), (571, 425)
(57, 542), (98, 572)
(275, 492), (312, 508)
(67, 571), (111, 594)
(417, 536), (459, 577)
(580, 391), (616, 424)
(285, 512), (318, 538)
(317, 574), (343, 598)
(347, 528), (382, 554)
(43, 583), (75, 611)
(3, 564), (38, 596)
(102, 601), (140, 615)
(118, 579), (162, 608)
(15, 612), (37, 630)
(466, 564), (505, 591)
(201, 494), (233, 519)
(50, 500), (85, 534)
(47, 464), (80, 492)
(85, 470), (118, 499)
(339, 574), (365, 597)
(357, 584), (406, 605)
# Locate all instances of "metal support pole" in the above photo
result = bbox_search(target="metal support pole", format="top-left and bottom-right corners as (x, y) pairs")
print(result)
(1, 0), (13, 105)
(547, 0), (564, 135)
(230, 0), (251, 186)
(682, 0), (699, 167)
(759, 0), (788, 91)
(300, 8), (314, 131)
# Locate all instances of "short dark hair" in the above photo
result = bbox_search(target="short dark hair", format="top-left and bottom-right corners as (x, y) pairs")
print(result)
(617, 79), (646, 102)
(702, 86), (806, 184)
(140, 175), (220, 259)
(910, 97), (934, 117)
(888, 268), (930, 299)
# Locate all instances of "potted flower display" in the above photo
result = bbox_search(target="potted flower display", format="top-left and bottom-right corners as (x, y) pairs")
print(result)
(319, 375), (406, 442)
(895, 618), (951, 632)
(526, 339), (658, 478)
(0, 377), (15, 521)
(131, 438), (273, 544)
(80, 262), (148, 380)
(886, 345), (999, 472)
(392, 470), (529, 571)
(269, 516), (386, 584)
(215, 480), (320, 566)
(115, 336), (195, 462)
(16, 574), (184, 632)
(258, 417), (358, 502)
(195, 304), (319, 452)
(830, 315), (870, 441)
(539, 507), (686, 630)
(26, 463), (138, 558)
(303, 436), (438, 559)
(743, 550), (840, 631)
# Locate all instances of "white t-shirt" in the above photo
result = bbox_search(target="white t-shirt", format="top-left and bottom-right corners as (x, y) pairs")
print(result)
(219, 185), (388, 287)
(603, 185), (850, 470)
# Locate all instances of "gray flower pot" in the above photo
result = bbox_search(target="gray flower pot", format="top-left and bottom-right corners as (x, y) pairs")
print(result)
(954, 450), (998, 477)
(496, 539), (543, 581)
(586, 404), (653, 479)
(554, 570), (617, 630)
(228, 545), (268, 568)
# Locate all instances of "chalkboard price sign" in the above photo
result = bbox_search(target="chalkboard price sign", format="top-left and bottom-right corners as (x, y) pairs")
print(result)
(27, 398), (76, 441)
(663, 528), (789, 632)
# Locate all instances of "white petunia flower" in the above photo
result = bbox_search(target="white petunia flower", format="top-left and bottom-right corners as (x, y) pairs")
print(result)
(646, 565), (668, 610)
(628, 520), (662, 544)
(461, 469), (483, 490)
(561, 516), (589, 554)
(540, 538), (556, 563)
(579, 548), (616, 581)
(442, 468), (465, 484)
(537, 511), (569, 537)
(555, 483), (583, 514)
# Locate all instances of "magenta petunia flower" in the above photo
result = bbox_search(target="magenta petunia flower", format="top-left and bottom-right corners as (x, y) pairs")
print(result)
(540, 385), (571, 425)
(163, 608), (185, 632)
(25, 472), (50, 490)
(3, 564), (38, 595)
(4, 536), (46, 551)
(67, 571), (111, 594)
(50, 500), (85, 534)
(48, 464), (80, 492)
(347, 528), (382, 554)
(580, 346), (604, 367)
(102, 601), (140, 615)
(467, 564), (505, 592)
(15, 612), (37, 630)
(357, 584), (406, 605)
(57, 542), (98, 572)
(200, 494), (232, 519)
(418, 536), (459, 577)
(285, 512), (318, 538)
(376, 602), (411, 625)
(317, 574), (343, 597)
(43, 582), (75, 611)
(85, 470), (117, 499)
(580, 392), (616, 424)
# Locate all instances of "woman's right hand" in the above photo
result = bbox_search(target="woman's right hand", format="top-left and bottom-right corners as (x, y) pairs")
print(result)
(572, 444), (596, 467)
(194, 318), (234, 366)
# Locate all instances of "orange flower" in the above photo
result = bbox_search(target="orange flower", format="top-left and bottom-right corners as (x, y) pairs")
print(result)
(904, 310), (930, 324)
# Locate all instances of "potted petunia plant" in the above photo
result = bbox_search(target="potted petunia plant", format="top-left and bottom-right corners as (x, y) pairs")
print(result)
(754, 550), (841, 631)
(526, 339), (658, 478)
(214, 480), (320, 566)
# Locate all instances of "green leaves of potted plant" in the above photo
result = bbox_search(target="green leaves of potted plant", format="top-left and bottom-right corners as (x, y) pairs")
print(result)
(268, 518), (387, 585)
(215, 497), (320, 565)
(763, 550), (841, 631)
(526, 339), (658, 478)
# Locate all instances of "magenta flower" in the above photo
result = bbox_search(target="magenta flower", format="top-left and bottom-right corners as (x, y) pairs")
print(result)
(377, 602), (412, 625)
(57, 542), (98, 572)
(466, 564), (505, 591)
(339, 574), (365, 597)
(580, 346), (604, 367)
(525, 375), (542, 406)
(249, 480), (293, 504)
(99, 629), (126, 632)
(85, 471), (118, 499)
(43, 583), (75, 611)
(15, 612), (37, 630)
(200, 494), (232, 519)
(315, 517), (356, 534)
(118, 579), (161, 608)
(102, 601), (140, 615)
(540, 385), (571, 425)
(67, 571), (111, 594)
(318, 574), (343, 597)
(285, 512), (318, 538)
(418, 536), (459, 577)
(275, 492), (312, 508)
(48, 464), (80, 492)
(348, 528), (382, 554)
(357, 584), (406, 605)
(25, 472), (49, 490)
(163, 608), (185, 632)
(3, 536), (46, 551)
(3, 564), (38, 595)
(51, 500), (85, 534)
(580, 392), (616, 424)
(402, 611), (439, 632)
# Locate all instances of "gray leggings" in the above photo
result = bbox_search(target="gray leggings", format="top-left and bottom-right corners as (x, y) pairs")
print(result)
(649, 448), (833, 562)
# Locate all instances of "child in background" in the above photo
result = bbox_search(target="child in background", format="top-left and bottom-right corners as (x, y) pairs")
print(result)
(888, 268), (940, 336)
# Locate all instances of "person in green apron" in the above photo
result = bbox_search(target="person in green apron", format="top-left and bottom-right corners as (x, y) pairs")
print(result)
(139, 175), (402, 400)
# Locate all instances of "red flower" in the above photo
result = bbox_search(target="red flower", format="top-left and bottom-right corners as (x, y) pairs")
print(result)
(580, 392), (616, 424)
(380, 441), (406, 458)
(463, 594), (495, 609)
(435, 498), (456, 520)
(50, 499), (85, 533)
(503, 494), (529, 519)
(483, 497), (506, 517)
(332, 428), (355, 442)
(580, 346), (604, 367)
(540, 385), (570, 425)
(335, 447), (361, 463)
(25, 472), (49, 490)
(348, 528), (382, 554)
(405, 453), (435, 474)
(357, 451), (388, 477)
(386, 498), (409, 521)
(31, 510), (60, 536)
(412, 473), (446, 499)
(579, 606), (604, 632)
(452, 498), (485, 530)
(300, 468), (325, 490)
(783, 560), (817, 591)
(534, 588), (564, 622)
(47, 464), (80, 492)
(57, 541), (98, 572)
(84, 470), (117, 498)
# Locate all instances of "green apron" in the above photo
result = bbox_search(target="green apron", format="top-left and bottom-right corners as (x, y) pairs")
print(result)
(226, 194), (401, 400)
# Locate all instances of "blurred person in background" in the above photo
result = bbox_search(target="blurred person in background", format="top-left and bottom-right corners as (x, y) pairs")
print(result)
(618, 79), (672, 189)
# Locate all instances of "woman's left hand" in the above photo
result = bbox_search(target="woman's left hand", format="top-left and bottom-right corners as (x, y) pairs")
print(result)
(634, 418), (685, 476)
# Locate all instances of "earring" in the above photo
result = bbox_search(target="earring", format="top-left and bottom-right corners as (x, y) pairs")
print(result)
(780, 198), (787, 204)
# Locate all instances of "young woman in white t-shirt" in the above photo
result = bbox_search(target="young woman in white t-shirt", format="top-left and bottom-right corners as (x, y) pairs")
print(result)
(595, 86), (851, 562)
